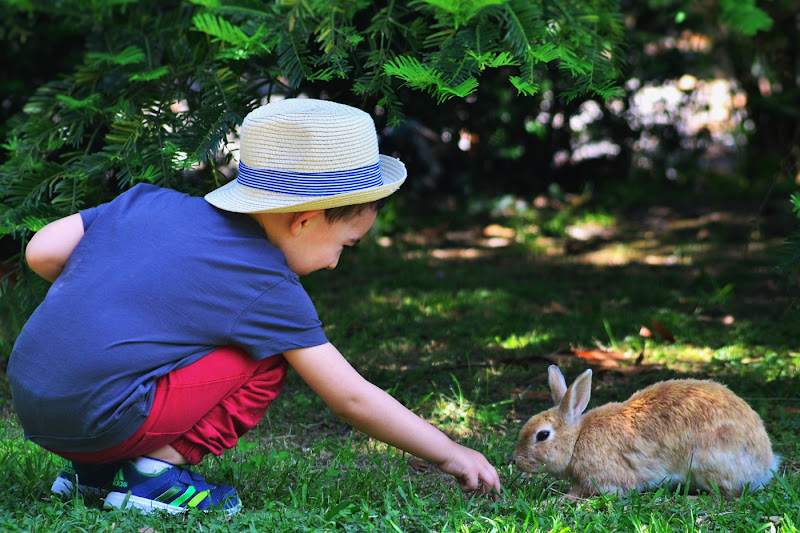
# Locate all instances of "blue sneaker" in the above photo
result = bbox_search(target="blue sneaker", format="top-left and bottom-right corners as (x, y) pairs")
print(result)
(103, 460), (242, 515)
(51, 460), (123, 497)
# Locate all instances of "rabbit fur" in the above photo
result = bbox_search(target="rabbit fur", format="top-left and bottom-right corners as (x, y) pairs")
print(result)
(513, 365), (780, 499)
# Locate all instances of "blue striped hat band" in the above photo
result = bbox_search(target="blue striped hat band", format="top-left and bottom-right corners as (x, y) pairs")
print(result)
(236, 161), (384, 197)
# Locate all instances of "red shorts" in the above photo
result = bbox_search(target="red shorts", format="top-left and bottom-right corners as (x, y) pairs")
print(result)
(52, 347), (287, 465)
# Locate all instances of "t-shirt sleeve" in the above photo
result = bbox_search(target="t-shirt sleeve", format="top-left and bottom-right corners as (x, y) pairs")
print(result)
(230, 277), (329, 360)
(80, 203), (109, 231)
(80, 184), (154, 231)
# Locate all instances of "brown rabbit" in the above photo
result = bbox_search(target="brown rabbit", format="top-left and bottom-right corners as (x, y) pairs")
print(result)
(513, 365), (780, 499)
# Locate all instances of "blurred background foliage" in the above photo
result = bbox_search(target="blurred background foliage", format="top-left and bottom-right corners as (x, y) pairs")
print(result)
(0, 0), (797, 359)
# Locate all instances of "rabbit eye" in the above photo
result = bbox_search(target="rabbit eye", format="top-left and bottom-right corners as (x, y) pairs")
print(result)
(535, 430), (550, 442)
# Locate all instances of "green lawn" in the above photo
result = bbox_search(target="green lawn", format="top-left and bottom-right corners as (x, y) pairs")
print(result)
(1, 196), (798, 532)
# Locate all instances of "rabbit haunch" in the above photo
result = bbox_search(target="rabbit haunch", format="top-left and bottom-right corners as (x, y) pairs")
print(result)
(513, 365), (779, 499)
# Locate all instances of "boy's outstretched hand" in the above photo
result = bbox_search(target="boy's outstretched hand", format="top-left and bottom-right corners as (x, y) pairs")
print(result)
(437, 443), (502, 499)
(286, 343), (503, 499)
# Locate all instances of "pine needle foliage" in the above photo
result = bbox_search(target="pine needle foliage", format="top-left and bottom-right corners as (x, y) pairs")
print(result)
(0, 0), (626, 231)
(0, 0), (626, 338)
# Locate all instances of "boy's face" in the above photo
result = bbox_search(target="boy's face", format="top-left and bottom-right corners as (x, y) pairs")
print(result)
(283, 209), (377, 276)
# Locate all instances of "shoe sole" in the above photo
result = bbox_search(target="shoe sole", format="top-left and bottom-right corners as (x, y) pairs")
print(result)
(104, 491), (242, 516)
(51, 477), (109, 497)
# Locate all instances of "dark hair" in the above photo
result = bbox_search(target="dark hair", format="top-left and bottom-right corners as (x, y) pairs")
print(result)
(324, 198), (386, 223)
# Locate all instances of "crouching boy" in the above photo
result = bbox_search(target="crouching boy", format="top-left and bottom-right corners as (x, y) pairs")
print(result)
(8, 98), (501, 515)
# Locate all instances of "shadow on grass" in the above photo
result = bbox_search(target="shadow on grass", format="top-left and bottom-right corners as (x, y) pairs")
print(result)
(0, 197), (797, 530)
(300, 200), (799, 466)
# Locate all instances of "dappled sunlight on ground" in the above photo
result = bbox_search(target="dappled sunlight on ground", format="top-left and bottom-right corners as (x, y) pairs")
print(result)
(300, 192), (799, 482)
(378, 203), (788, 271)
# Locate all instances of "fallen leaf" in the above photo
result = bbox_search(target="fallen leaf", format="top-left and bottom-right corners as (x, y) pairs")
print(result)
(569, 348), (627, 361)
(535, 301), (570, 314)
(651, 319), (675, 343)
(544, 346), (628, 369)
(428, 333), (451, 349)
(408, 458), (437, 472)
(544, 346), (663, 375)
(545, 301), (570, 314)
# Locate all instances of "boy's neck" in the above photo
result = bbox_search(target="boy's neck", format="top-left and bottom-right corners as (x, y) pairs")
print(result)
(248, 212), (285, 247)
(248, 210), (326, 248)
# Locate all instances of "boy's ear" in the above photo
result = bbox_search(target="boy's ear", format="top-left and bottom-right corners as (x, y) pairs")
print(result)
(289, 209), (326, 235)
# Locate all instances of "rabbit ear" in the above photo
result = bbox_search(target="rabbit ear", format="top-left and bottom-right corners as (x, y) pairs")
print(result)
(558, 369), (592, 424)
(548, 365), (568, 405)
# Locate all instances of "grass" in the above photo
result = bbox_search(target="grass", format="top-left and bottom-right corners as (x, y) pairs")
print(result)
(0, 192), (799, 532)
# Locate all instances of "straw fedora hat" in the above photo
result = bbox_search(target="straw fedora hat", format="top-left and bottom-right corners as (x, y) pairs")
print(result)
(205, 98), (406, 213)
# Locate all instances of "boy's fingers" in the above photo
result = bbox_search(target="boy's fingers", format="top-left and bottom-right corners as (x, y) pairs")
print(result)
(460, 471), (499, 496)
(459, 472), (478, 492)
(463, 482), (500, 501)
(479, 469), (501, 499)
(481, 467), (500, 490)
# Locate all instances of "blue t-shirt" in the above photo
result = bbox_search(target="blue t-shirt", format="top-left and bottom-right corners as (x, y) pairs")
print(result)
(8, 184), (328, 452)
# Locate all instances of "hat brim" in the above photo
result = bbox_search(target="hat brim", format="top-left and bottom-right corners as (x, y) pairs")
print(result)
(205, 155), (406, 213)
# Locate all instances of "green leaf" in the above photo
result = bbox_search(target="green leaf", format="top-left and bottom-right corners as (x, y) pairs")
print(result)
(384, 55), (479, 102)
(468, 50), (520, 70)
(129, 66), (170, 82)
(188, 0), (221, 6)
(276, 26), (314, 88)
(193, 12), (251, 48)
(417, 0), (509, 27)
(55, 94), (103, 113)
(508, 75), (539, 96)
(19, 215), (49, 232)
(528, 43), (561, 63)
(86, 46), (145, 66)
(719, 0), (773, 35)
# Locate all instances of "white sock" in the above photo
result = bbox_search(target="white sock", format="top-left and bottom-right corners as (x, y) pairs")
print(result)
(133, 456), (173, 475)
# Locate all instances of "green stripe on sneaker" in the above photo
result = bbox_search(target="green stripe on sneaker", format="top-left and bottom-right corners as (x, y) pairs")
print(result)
(155, 485), (182, 502)
(170, 485), (197, 507)
(186, 490), (211, 508)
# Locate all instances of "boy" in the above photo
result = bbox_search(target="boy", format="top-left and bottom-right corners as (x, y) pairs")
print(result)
(8, 98), (501, 515)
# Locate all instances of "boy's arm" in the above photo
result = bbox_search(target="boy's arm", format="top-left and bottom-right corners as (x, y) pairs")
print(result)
(283, 342), (501, 496)
(25, 213), (85, 282)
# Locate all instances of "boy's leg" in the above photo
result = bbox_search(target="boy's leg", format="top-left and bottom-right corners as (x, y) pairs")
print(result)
(146, 347), (288, 464)
(51, 347), (287, 512)
(104, 348), (287, 514)
(55, 347), (287, 464)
